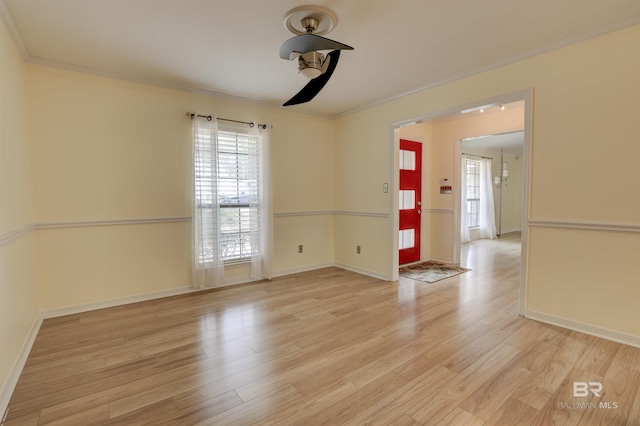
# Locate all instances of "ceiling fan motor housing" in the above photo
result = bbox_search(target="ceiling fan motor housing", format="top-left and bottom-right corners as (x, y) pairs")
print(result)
(298, 51), (324, 79)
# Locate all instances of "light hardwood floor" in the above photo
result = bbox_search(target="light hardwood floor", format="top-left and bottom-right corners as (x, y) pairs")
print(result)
(4, 234), (640, 425)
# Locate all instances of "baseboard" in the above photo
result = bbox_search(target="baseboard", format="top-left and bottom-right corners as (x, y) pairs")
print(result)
(525, 310), (640, 348)
(430, 256), (454, 264)
(41, 285), (205, 319)
(0, 313), (43, 420)
(39, 262), (338, 320)
(500, 228), (522, 235)
(333, 262), (390, 281)
(272, 262), (334, 278)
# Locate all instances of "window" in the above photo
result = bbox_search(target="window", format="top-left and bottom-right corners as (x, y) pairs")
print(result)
(194, 126), (261, 264)
(465, 159), (480, 228)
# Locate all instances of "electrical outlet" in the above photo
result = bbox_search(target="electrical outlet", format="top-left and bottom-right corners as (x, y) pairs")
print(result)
(298, 245), (303, 253)
(357, 245), (361, 254)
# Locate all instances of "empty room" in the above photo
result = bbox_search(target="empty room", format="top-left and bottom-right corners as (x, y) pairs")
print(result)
(1, 1), (639, 425)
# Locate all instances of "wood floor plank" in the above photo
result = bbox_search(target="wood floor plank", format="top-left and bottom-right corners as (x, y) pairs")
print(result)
(627, 381), (640, 426)
(107, 398), (181, 426)
(388, 413), (423, 426)
(259, 379), (359, 425)
(108, 340), (304, 417)
(342, 321), (455, 388)
(574, 335), (619, 377)
(407, 343), (522, 424)
(5, 235), (640, 425)
(611, 343), (640, 372)
(484, 397), (538, 425)
(436, 407), (485, 426)
(345, 366), (459, 425)
(0, 410), (40, 426)
(510, 340), (575, 410)
(43, 403), (109, 426)
(192, 386), (303, 425)
(530, 367), (603, 426)
(458, 349), (533, 420)
(578, 365), (640, 426)
(171, 390), (244, 425)
(234, 334), (386, 402)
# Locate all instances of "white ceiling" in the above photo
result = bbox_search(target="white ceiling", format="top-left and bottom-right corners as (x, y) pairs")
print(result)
(463, 131), (524, 155)
(3, 0), (640, 117)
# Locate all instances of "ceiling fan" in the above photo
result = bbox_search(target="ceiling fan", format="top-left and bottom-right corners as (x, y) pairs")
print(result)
(280, 6), (354, 106)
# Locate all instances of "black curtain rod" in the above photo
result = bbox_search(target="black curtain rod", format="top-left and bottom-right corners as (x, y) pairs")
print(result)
(462, 152), (493, 160)
(186, 112), (267, 129)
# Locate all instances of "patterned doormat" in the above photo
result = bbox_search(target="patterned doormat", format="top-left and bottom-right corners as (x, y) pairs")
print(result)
(399, 261), (470, 284)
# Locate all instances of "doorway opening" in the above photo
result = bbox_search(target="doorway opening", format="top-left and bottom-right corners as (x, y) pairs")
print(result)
(459, 131), (524, 287)
(390, 89), (531, 316)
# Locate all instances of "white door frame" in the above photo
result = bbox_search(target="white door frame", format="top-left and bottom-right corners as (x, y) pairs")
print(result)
(390, 88), (532, 316)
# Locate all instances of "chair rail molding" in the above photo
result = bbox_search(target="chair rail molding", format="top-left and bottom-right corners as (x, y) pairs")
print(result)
(529, 219), (640, 233)
(0, 224), (36, 247)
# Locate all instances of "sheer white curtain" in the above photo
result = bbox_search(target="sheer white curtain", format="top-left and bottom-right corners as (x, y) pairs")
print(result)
(249, 124), (272, 280)
(460, 155), (471, 244)
(479, 158), (497, 239)
(192, 115), (224, 288)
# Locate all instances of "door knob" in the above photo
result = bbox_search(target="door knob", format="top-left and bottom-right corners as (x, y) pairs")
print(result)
(418, 209), (422, 215)
(418, 201), (422, 206)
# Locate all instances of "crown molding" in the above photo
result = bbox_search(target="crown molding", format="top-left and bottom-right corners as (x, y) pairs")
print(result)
(0, 0), (27, 60)
(25, 56), (336, 119)
(334, 16), (640, 119)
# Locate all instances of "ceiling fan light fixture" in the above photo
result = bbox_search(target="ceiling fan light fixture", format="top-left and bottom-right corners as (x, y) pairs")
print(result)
(298, 51), (324, 79)
(280, 6), (353, 106)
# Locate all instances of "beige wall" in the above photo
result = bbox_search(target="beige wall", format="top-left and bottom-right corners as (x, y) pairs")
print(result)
(26, 64), (335, 309)
(0, 17), (37, 402)
(335, 25), (640, 337)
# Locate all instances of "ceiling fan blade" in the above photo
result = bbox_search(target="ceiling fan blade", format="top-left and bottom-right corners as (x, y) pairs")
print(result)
(283, 50), (341, 106)
(280, 34), (353, 60)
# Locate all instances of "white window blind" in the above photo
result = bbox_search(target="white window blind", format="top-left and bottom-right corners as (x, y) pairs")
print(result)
(194, 127), (260, 264)
(465, 159), (480, 229)
(217, 129), (260, 263)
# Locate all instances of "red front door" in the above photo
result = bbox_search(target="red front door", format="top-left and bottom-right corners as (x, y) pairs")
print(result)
(399, 139), (422, 265)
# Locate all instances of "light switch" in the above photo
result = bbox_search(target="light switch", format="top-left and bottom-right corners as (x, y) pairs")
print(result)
(383, 183), (389, 193)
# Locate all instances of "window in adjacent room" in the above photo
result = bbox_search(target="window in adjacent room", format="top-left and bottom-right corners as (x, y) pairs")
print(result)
(465, 159), (480, 228)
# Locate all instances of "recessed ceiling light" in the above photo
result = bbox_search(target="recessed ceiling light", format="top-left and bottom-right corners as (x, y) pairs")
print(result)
(460, 103), (498, 114)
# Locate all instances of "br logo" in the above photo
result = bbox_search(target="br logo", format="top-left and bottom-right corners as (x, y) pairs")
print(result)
(573, 382), (603, 397)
